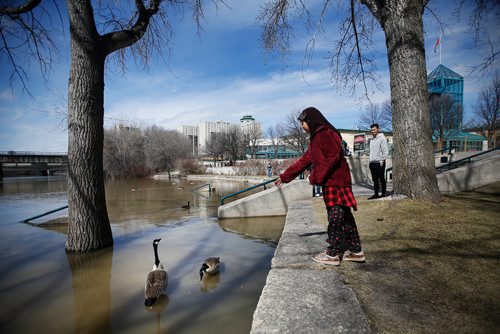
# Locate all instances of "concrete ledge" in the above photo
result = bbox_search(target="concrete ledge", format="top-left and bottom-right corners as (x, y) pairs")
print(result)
(437, 151), (500, 194)
(218, 180), (312, 218)
(251, 201), (371, 334)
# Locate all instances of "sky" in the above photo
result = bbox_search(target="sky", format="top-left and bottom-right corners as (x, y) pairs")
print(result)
(0, 0), (498, 152)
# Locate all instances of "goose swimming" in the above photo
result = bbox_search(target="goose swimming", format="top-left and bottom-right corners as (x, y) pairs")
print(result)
(199, 257), (220, 280)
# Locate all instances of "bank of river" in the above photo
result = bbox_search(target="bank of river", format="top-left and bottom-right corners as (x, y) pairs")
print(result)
(153, 172), (276, 185)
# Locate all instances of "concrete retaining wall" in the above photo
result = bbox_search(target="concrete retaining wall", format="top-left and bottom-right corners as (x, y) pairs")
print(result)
(346, 155), (393, 183)
(217, 180), (312, 219)
(437, 152), (500, 194)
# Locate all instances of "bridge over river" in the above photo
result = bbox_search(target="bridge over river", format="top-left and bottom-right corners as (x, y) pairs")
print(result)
(0, 151), (68, 177)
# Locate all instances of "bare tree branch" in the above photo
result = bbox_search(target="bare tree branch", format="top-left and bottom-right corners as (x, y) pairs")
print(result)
(101, 0), (161, 56)
(0, 0), (62, 94)
(467, 73), (500, 148)
(454, 0), (500, 77)
(358, 100), (392, 130)
(0, 0), (42, 15)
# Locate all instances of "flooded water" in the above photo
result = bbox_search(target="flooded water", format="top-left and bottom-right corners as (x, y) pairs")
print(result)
(0, 176), (284, 334)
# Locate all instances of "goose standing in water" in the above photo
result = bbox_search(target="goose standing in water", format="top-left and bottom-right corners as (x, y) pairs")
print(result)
(199, 257), (220, 280)
(181, 201), (190, 209)
(144, 239), (168, 307)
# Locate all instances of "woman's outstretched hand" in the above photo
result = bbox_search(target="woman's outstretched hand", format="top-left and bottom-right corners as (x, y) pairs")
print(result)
(275, 177), (283, 187)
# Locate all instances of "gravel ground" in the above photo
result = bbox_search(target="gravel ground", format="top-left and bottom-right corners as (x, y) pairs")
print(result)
(312, 182), (500, 334)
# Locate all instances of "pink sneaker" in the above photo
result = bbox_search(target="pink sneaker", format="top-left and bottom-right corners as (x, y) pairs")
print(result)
(343, 251), (366, 262)
(312, 251), (340, 266)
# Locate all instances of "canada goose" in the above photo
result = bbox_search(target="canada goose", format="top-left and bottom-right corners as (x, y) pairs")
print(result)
(181, 201), (190, 209)
(144, 239), (168, 307)
(131, 187), (137, 191)
(199, 257), (220, 280)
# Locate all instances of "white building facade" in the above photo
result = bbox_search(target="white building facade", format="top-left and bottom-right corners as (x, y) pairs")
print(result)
(178, 115), (265, 155)
(198, 120), (237, 154)
(240, 115), (262, 136)
(177, 125), (199, 155)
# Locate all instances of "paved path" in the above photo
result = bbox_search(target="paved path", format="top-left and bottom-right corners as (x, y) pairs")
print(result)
(251, 200), (371, 333)
(351, 182), (393, 196)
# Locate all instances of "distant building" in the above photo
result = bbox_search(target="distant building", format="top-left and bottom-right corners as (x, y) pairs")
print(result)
(250, 138), (301, 159)
(178, 116), (264, 155)
(198, 120), (238, 154)
(240, 115), (262, 136)
(432, 129), (486, 152)
(427, 64), (486, 152)
(427, 64), (464, 130)
(177, 125), (198, 155)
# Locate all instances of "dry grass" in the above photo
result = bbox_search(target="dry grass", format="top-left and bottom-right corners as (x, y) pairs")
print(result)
(313, 182), (500, 334)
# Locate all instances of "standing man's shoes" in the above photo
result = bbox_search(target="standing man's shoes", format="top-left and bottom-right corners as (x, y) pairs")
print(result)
(368, 194), (379, 200)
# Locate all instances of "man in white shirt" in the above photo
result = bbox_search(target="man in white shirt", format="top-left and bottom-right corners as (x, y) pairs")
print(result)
(368, 123), (389, 199)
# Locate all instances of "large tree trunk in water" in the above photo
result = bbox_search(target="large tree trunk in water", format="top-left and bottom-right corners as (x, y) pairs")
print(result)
(66, 0), (113, 251)
(368, 0), (441, 202)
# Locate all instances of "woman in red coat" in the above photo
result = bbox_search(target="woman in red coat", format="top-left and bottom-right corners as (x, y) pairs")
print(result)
(275, 107), (365, 266)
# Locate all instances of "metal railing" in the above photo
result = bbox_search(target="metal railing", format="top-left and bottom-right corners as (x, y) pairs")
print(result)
(435, 147), (498, 171)
(434, 146), (458, 155)
(19, 205), (68, 224)
(220, 177), (278, 205)
(387, 148), (498, 177)
(191, 183), (213, 192)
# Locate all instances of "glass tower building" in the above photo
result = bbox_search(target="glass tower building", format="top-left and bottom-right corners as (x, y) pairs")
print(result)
(427, 64), (464, 129)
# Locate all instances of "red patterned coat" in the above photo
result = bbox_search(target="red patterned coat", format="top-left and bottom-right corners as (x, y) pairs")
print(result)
(279, 125), (352, 187)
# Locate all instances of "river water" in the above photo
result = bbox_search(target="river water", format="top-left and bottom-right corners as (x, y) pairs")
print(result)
(0, 176), (284, 334)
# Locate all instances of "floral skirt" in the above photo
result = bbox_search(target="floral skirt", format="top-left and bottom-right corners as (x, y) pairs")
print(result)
(325, 205), (362, 256)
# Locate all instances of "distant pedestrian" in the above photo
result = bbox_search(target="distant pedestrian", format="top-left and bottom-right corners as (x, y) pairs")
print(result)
(267, 162), (273, 178)
(310, 166), (322, 197)
(275, 107), (365, 266)
(314, 184), (322, 197)
(368, 123), (389, 199)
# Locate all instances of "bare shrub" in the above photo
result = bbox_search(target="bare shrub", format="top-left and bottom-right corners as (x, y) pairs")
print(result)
(179, 159), (206, 175)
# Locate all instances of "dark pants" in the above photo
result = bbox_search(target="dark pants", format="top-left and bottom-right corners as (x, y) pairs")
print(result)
(369, 161), (386, 196)
(326, 205), (362, 256)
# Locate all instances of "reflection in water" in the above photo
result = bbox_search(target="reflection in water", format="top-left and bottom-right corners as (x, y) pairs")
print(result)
(218, 216), (285, 243)
(26, 217), (68, 234)
(145, 295), (170, 334)
(200, 272), (221, 293)
(66, 248), (113, 333)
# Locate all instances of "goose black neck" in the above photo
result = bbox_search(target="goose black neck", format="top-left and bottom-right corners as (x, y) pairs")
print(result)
(153, 243), (160, 267)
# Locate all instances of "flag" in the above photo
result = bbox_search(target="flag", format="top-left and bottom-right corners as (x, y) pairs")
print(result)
(434, 37), (441, 53)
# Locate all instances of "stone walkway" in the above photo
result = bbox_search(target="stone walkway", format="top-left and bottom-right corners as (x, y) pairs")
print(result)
(251, 200), (371, 333)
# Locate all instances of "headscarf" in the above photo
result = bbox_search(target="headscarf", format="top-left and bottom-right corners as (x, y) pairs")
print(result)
(298, 107), (341, 139)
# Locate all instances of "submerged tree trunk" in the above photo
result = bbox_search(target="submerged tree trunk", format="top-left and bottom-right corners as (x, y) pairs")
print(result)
(65, 0), (112, 251)
(363, 0), (441, 202)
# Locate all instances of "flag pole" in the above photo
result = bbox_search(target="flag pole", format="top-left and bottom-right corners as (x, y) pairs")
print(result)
(439, 34), (442, 65)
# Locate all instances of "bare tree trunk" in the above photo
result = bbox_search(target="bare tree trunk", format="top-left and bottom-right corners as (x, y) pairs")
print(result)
(66, 0), (112, 251)
(367, 0), (441, 202)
